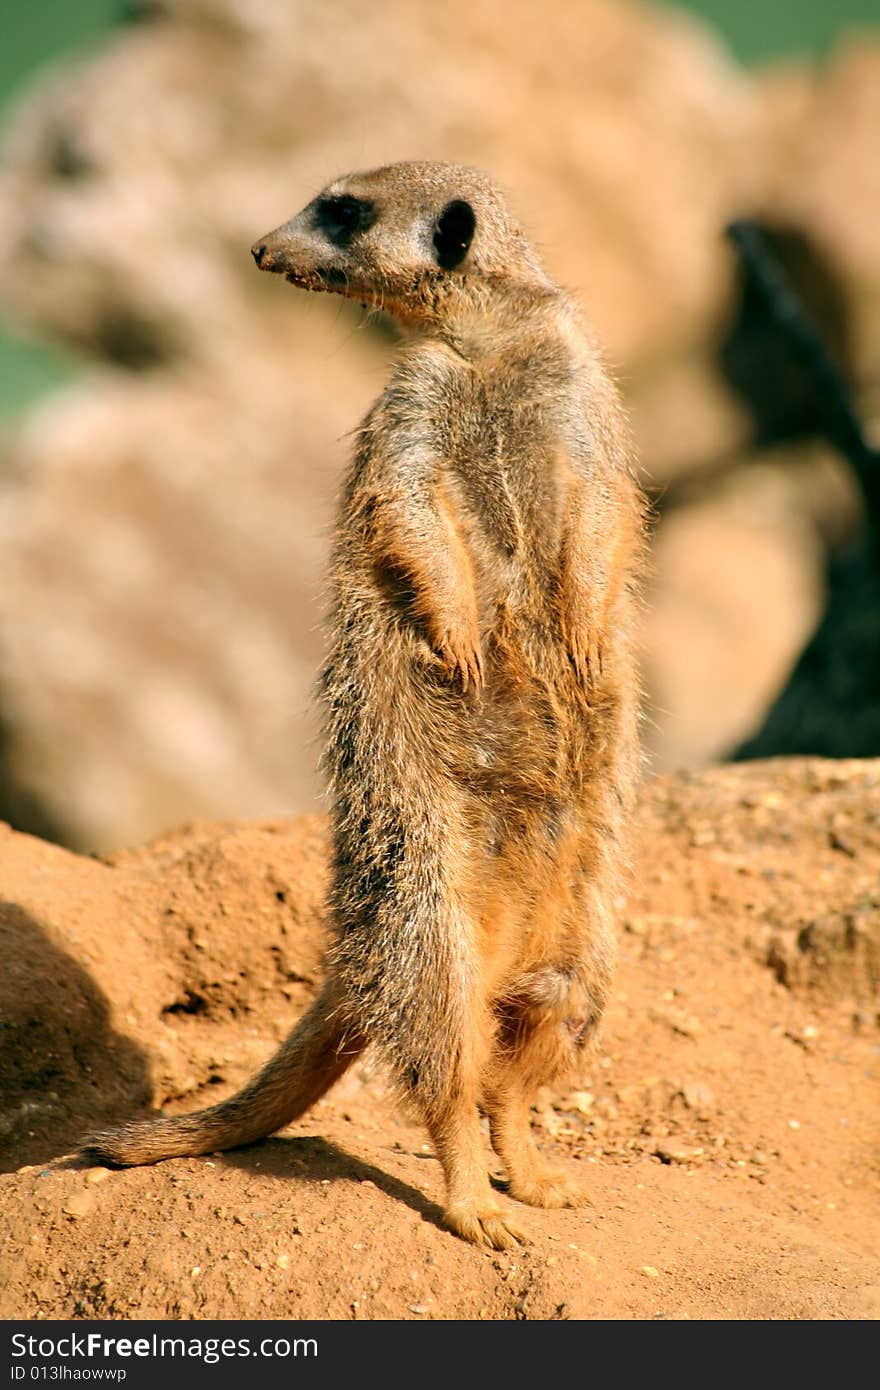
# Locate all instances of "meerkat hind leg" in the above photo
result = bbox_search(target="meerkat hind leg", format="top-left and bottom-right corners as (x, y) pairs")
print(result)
(406, 968), (529, 1248)
(426, 1088), (530, 1250)
(487, 1078), (586, 1210)
(486, 972), (597, 1209)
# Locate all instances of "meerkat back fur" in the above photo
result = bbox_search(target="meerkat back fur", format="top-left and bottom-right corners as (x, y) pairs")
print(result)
(86, 160), (644, 1249)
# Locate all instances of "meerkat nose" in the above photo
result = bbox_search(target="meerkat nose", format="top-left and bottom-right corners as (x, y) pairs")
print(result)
(251, 241), (270, 268)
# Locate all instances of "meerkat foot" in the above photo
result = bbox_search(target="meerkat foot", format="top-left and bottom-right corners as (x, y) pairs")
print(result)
(443, 1198), (529, 1250)
(507, 1165), (586, 1210)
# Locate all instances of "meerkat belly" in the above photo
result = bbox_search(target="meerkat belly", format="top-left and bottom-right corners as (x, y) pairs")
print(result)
(326, 464), (596, 896)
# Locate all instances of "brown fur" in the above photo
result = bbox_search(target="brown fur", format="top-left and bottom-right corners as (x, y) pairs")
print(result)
(85, 161), (645, 1249)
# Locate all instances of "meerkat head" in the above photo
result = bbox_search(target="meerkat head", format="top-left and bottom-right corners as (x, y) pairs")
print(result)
(250, 160), (547, 325)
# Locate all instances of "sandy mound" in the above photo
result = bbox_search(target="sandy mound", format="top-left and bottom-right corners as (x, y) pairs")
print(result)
(1, 758), (878, 1319)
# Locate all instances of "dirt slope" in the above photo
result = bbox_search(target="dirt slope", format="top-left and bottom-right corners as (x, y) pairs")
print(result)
(1, 758), (878, 1320)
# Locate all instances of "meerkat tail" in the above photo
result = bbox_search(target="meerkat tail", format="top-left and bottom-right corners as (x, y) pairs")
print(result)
(83, 983), (364, 1167)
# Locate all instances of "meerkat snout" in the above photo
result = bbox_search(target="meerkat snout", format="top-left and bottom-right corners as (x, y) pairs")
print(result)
(250, 235), (289, 273)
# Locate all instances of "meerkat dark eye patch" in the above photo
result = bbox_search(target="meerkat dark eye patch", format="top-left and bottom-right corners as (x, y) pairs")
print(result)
(314, 195), (377, 247)
(433, 199), (476, 270)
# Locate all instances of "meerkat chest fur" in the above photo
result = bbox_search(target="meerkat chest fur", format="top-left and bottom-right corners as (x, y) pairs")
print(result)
(341, 302), (603, 660)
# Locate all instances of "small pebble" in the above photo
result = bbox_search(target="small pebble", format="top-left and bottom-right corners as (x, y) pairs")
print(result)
(567, 1090), (594, 1114)
(624, 917), (649, 936)
(655, 1143), (703, 1164)
(641, 1265), (659, 1278)
(62, 1191), (95, 1220)
(682, 1082), (714, 1110)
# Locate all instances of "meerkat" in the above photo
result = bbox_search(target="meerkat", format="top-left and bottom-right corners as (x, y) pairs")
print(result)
(85, 161), (644, 1249)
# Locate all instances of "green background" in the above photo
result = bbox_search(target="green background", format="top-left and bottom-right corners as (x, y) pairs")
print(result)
(1, 0), (879, 419)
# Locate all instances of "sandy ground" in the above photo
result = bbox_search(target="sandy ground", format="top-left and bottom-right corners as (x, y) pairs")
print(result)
(1, 758), (878, 1320)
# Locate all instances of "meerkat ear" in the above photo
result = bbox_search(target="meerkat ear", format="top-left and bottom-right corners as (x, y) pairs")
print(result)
(433, 199), (476, 270)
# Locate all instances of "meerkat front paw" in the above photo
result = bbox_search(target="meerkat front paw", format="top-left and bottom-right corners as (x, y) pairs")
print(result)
(562, 621), (603, 693)
(436, 626), (484, 695)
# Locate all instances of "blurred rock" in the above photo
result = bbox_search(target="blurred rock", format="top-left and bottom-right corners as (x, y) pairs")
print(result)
(0, 0), (761, 848)
(643, 457), (826, 771)
(733, 537), (880, 762)
(761, 36), (880, 391)
(0, 0), (758, 371)
(0, 341), (382, 843)
(0, 1), (877, 847)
